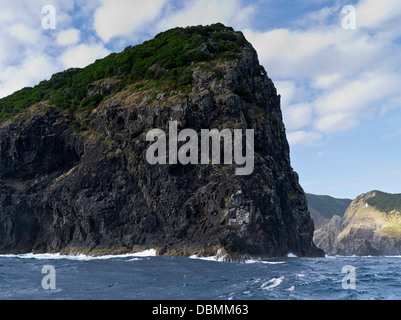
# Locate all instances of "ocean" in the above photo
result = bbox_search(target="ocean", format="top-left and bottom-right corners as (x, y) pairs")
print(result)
(0, 251), (400, 301)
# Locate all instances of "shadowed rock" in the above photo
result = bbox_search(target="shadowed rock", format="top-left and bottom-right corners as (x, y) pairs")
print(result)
(0, 24), (323, 259)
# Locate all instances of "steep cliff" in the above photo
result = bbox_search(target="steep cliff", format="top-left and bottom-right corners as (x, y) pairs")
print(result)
(0, 24), (323, 259)
(314, 191), (401, 256)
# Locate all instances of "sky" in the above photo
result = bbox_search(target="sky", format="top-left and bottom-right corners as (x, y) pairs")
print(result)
(0, 0), (400, 199)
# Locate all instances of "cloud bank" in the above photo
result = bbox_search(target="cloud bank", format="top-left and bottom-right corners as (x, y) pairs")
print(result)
(244, 0), (401, 146)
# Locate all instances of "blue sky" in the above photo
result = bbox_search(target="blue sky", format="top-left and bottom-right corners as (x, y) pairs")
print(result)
(1, 0), (400, 199)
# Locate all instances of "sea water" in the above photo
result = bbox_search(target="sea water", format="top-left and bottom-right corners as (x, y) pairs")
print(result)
(0, 251), (400, 300)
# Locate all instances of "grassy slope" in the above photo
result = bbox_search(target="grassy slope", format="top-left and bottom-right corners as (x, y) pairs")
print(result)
(341, 191), (401, 239)
(350, 206), (401, 238)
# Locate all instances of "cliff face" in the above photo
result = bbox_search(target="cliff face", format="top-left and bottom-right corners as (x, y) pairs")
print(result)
(0, 25), (323, 259)
(314, 191), (401, 256)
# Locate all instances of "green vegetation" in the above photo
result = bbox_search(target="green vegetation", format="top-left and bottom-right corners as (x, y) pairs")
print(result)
(234, 84), (253, 103)
(243, 110), (252, 128)
(198, 64), (224, 80)
(381, 224), (401, 238)
(354, 206), (401, 238)
(306, 194), (352, 219)
(0, 23), (247, 120)
(367, 191), (401, 214)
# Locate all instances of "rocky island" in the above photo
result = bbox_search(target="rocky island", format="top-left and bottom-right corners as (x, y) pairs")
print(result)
(0, 24), (323, 260)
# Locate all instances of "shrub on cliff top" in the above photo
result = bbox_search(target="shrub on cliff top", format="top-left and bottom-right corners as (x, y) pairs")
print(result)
(0, 23), (247, 120)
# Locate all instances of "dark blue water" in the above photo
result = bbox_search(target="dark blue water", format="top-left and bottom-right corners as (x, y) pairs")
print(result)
(1, 251), (400, 300)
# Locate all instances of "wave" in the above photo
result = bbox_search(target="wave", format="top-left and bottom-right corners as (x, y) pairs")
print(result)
(245, 259), (286, 265)
(0, 249), (157, 261)
(189, 255), (225, 262)
(261, 276), (284, 290)
(189, 248), (228, 262)
(324, 255), (400, 258)
(189, 254), (287, 264)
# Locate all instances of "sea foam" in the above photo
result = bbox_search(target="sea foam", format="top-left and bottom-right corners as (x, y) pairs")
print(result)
(0, 249), (157, 261)
(261, 276), (284, 290)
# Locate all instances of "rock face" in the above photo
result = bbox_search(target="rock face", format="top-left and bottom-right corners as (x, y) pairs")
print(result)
(0, 25), (323, 259)
(314, 191), (401, 256)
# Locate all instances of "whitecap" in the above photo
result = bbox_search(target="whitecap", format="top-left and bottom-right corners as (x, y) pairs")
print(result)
(189, 249), (227, 262)
(130, 249), (157, 257)
(0, 249), (157, 261)
(261, 276), (284, 290)
(189, 255), (225, 262)
(245, 259), (286, 265)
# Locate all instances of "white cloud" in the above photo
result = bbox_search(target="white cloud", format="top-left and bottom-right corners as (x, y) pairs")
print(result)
(243, 0), (401, 141)
(60, 44), (110, 68)
(244, 27), (337, 78)
(94, 0), (168, 42)
(9, 24), (40, 44)
(93, 0), (256, 43)
(356, 0), (401, 29)
(314, 113), (358, 134)
(275, 80), (296, 107)
(157, 0), (255, 32)
(57, 29), (81, 46)
(295, 5), (340, 28)
(283, 103), (313, 131)
(312, 73), (342, 89)
(287, 131), (323, 147)
(312, 72), (401, 134)
(0, 55), (57, 98)
(0, 0), (84, 98)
